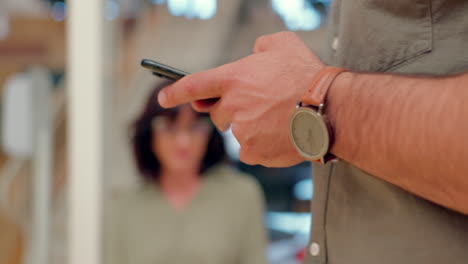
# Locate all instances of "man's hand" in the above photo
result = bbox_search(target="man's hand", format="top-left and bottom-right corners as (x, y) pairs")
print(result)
(158, 32), (324, 167)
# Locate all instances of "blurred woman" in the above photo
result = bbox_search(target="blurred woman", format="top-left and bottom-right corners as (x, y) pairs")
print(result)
(105, 82), (267, 264)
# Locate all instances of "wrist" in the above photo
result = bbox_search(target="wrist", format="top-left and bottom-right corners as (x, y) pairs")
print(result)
(326, 71), (356, 155)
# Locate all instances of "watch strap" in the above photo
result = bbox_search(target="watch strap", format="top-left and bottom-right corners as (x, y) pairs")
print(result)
(301, 67), (346, 107)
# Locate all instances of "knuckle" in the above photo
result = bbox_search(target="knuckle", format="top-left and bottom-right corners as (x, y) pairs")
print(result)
(277, 31), (300, 45)
(254, 31), (299, 52)
(254, 34), (271, 51)
(254, 34), (268, 45)
(278, 31), (297, 39)
(276, 31), (299, 44)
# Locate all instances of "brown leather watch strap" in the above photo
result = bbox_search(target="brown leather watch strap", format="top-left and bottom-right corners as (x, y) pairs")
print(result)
(301, 66), (346, 107)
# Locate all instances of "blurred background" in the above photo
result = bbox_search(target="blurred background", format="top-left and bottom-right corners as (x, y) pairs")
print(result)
(0, 0), (331, 263)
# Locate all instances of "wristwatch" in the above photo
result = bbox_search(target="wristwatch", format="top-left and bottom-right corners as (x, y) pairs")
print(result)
(289, 67), (346, 164)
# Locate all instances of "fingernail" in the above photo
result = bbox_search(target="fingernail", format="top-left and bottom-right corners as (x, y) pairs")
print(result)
(158, 91), (167, 107)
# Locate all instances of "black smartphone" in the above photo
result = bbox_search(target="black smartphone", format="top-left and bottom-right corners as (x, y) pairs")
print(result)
(141, 58), (220, 107)
(141, 59), (189, 81)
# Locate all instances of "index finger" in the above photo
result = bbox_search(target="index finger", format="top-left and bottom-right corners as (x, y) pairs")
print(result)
(158, 67), (226, 108)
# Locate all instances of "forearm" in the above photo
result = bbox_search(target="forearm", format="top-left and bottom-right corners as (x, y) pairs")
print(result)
(327, 71), (468, 214)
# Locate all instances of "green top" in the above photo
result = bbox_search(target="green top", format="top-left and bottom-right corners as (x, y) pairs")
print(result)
(304, 1), (468, 264)
(105, 166), (267, 264)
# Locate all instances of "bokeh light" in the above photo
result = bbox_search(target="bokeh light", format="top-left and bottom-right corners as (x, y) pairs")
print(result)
(105, 0), (120, 21)
(51, 1), (67, 22)
(272, 0), (322, 31)
(155, 0), (217, 20)
(267, 212), (311, 234)
(294, 178), (314, 200)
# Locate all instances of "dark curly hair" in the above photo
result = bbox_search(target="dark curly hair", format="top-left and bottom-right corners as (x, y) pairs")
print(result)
(131, 81), (226, 182)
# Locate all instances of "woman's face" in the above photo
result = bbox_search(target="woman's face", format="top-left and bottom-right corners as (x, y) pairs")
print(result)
(151, 106), (212, 173)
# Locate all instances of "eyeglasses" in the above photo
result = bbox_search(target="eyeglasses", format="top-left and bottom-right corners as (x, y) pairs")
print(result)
(151, 116), (212, 136)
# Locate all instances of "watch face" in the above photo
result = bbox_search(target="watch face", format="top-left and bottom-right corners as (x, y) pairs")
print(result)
(289, 107), (329, 160)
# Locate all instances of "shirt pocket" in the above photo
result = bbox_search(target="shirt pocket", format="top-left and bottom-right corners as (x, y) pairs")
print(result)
(332, 0), (433, 72)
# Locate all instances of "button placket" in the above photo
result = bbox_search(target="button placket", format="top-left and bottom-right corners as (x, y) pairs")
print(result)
(303, 163), (335, 264)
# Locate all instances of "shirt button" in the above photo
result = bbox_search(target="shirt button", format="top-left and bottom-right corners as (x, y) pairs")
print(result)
(331, 36), (339, 51)
(309, 242), (320, 256)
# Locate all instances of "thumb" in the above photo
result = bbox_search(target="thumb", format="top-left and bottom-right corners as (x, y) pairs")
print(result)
(158, 67), (225, 108)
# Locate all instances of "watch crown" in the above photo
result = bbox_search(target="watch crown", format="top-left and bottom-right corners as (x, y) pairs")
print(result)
(296, 100), (303, 108)
(318, 103), (325, 114)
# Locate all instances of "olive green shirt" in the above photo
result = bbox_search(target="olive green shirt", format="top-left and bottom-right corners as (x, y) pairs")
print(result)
(105, 166), (267, 264)
(304, 1), (468, 264)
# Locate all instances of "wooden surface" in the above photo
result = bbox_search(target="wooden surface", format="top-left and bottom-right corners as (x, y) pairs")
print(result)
(0, 17), (65, 88)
